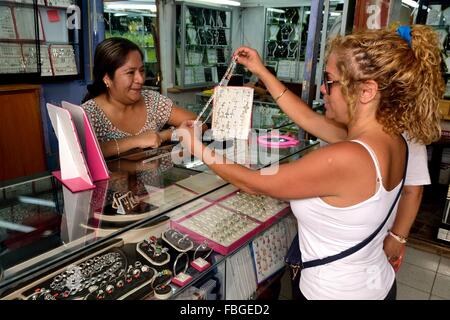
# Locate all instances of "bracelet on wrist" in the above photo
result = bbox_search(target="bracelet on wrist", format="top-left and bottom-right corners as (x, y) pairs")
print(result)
(388, 230), (408, 244)
(274, 88), (288, 102)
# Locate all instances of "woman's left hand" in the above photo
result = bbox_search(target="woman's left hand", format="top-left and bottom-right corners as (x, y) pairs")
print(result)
(383, 235), (405, 272)
(176, 120), (203, 154)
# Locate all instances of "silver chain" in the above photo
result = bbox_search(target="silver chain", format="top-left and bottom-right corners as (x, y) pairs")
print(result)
(195, 56), (239, 123)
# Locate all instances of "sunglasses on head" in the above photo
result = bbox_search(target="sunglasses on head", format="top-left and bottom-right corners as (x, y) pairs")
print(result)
(323, 70), (340, 95)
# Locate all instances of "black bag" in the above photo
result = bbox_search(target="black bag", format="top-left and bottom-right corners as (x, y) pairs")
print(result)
(285, 234), (302, 280)
(285, 137), (409, 281)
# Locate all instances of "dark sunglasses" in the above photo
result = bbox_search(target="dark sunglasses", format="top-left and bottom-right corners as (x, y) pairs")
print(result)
(323, 71), (340, 95)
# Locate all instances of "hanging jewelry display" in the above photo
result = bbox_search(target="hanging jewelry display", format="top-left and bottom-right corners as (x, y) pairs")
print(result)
(195, 55), (238, 123)
(211, 86), (254, 140)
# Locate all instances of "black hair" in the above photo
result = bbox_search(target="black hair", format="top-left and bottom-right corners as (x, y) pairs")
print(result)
(82, 37), (144, 103)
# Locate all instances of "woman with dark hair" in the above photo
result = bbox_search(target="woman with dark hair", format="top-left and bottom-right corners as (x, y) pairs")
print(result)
(82, 37), (197, 158)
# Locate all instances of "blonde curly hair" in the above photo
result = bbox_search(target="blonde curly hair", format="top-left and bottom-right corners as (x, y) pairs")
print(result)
(326, 25), (445, 144)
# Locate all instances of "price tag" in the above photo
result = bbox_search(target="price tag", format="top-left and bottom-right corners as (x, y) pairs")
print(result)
(190, 257), (211, 272)
(172, 272), (193, 286)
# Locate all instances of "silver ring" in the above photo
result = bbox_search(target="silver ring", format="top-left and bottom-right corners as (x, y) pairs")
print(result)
(173, 252), (189, 277)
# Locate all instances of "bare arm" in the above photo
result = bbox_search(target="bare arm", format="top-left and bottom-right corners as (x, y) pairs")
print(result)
(383, 185), (423, 260)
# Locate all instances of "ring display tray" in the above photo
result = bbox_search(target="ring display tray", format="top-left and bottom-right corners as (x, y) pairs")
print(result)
(171, 202), (262, 255)
(217, 191), (290, 227)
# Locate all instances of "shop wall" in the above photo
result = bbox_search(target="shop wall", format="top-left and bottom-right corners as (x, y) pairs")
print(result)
(40, 0), (104, 170)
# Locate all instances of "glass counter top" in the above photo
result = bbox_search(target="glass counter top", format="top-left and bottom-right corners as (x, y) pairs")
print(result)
(0, 135), (318, 297)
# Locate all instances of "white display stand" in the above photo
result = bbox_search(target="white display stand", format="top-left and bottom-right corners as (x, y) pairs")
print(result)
(47, 103), (104, 192)
(61, 101), (109, 182)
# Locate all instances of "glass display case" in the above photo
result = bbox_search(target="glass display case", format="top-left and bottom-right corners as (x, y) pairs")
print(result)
(263, 6), (310, 83)
(0, 0), (83, 84)
(103, 4), (161, 88)
(174, 2), (232, 88)
(0, 131), (318, 300)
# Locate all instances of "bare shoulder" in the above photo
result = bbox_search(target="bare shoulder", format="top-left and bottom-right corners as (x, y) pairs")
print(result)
(302, 140), (372, 168)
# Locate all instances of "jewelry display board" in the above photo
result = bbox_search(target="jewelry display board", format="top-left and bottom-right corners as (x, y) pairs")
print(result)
(264, 6), (310, 83)
(49, 44), (78, 75)
(0, 6), (16, 39)
(0, 0), (82, 81)
(14, 7), (44, 40)
(211, 87), (254, 140)
(0, 43), (24, 74)
(46, 0), (74, 8)
(22, 44), (53, 76)
(175, 3), (232, 88)
(4, 243), (158, 301)
(250, 221), (289, 284)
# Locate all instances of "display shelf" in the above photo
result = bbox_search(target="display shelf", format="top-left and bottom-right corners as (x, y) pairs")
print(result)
(0, 0), (83, 83)
(174, 2), (232, 89)
(263, 6), (310, 83)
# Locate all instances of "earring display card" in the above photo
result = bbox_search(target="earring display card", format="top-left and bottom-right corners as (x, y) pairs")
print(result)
(0, 43), (24, 74)
(22, 44), (53, 76)
(172, 203), (261, 255)
(50, 44), (78, 75)
(14, 7), (44, 41)
(250, 221), (289, 284)
(15, 0), (45, 4)
(46, 0), (74, 8)
(276, 60), (292, 79)
(218, 191), (290, 225)
(0, 6), (16, 40)
(193, 66), (205, 83)
(211, 87), (254, 140)
(206, 49), (218, 64)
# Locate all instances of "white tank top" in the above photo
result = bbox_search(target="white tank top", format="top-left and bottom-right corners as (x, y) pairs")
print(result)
(290, 140), (399, 300)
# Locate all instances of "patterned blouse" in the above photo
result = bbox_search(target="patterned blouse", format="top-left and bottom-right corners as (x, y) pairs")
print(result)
(82, 90), (173, 142)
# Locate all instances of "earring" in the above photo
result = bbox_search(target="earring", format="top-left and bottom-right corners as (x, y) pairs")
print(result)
(104, 82), (109, 88)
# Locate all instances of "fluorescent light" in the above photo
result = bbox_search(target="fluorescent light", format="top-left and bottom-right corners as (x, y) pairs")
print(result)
(105, 3), (157, 12)
(114, 13), (128, 17)
(18, 196), (56, 207)
(195, 0), (241, 7)
(402, 0), (419, 8)
(0, 220), (36, 233)
(330, 12), (341, 16)
(268, 8), (285, 14)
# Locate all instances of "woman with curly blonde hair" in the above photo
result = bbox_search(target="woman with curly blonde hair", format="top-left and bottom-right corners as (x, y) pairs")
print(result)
(177, 25), (445, 300)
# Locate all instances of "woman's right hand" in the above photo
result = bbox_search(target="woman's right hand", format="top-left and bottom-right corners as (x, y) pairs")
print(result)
(233, 46), (266, 78)
(135, 131), (162, 149)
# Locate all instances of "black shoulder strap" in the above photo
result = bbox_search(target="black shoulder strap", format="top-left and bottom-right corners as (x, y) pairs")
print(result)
(301, 136), (409, 269)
